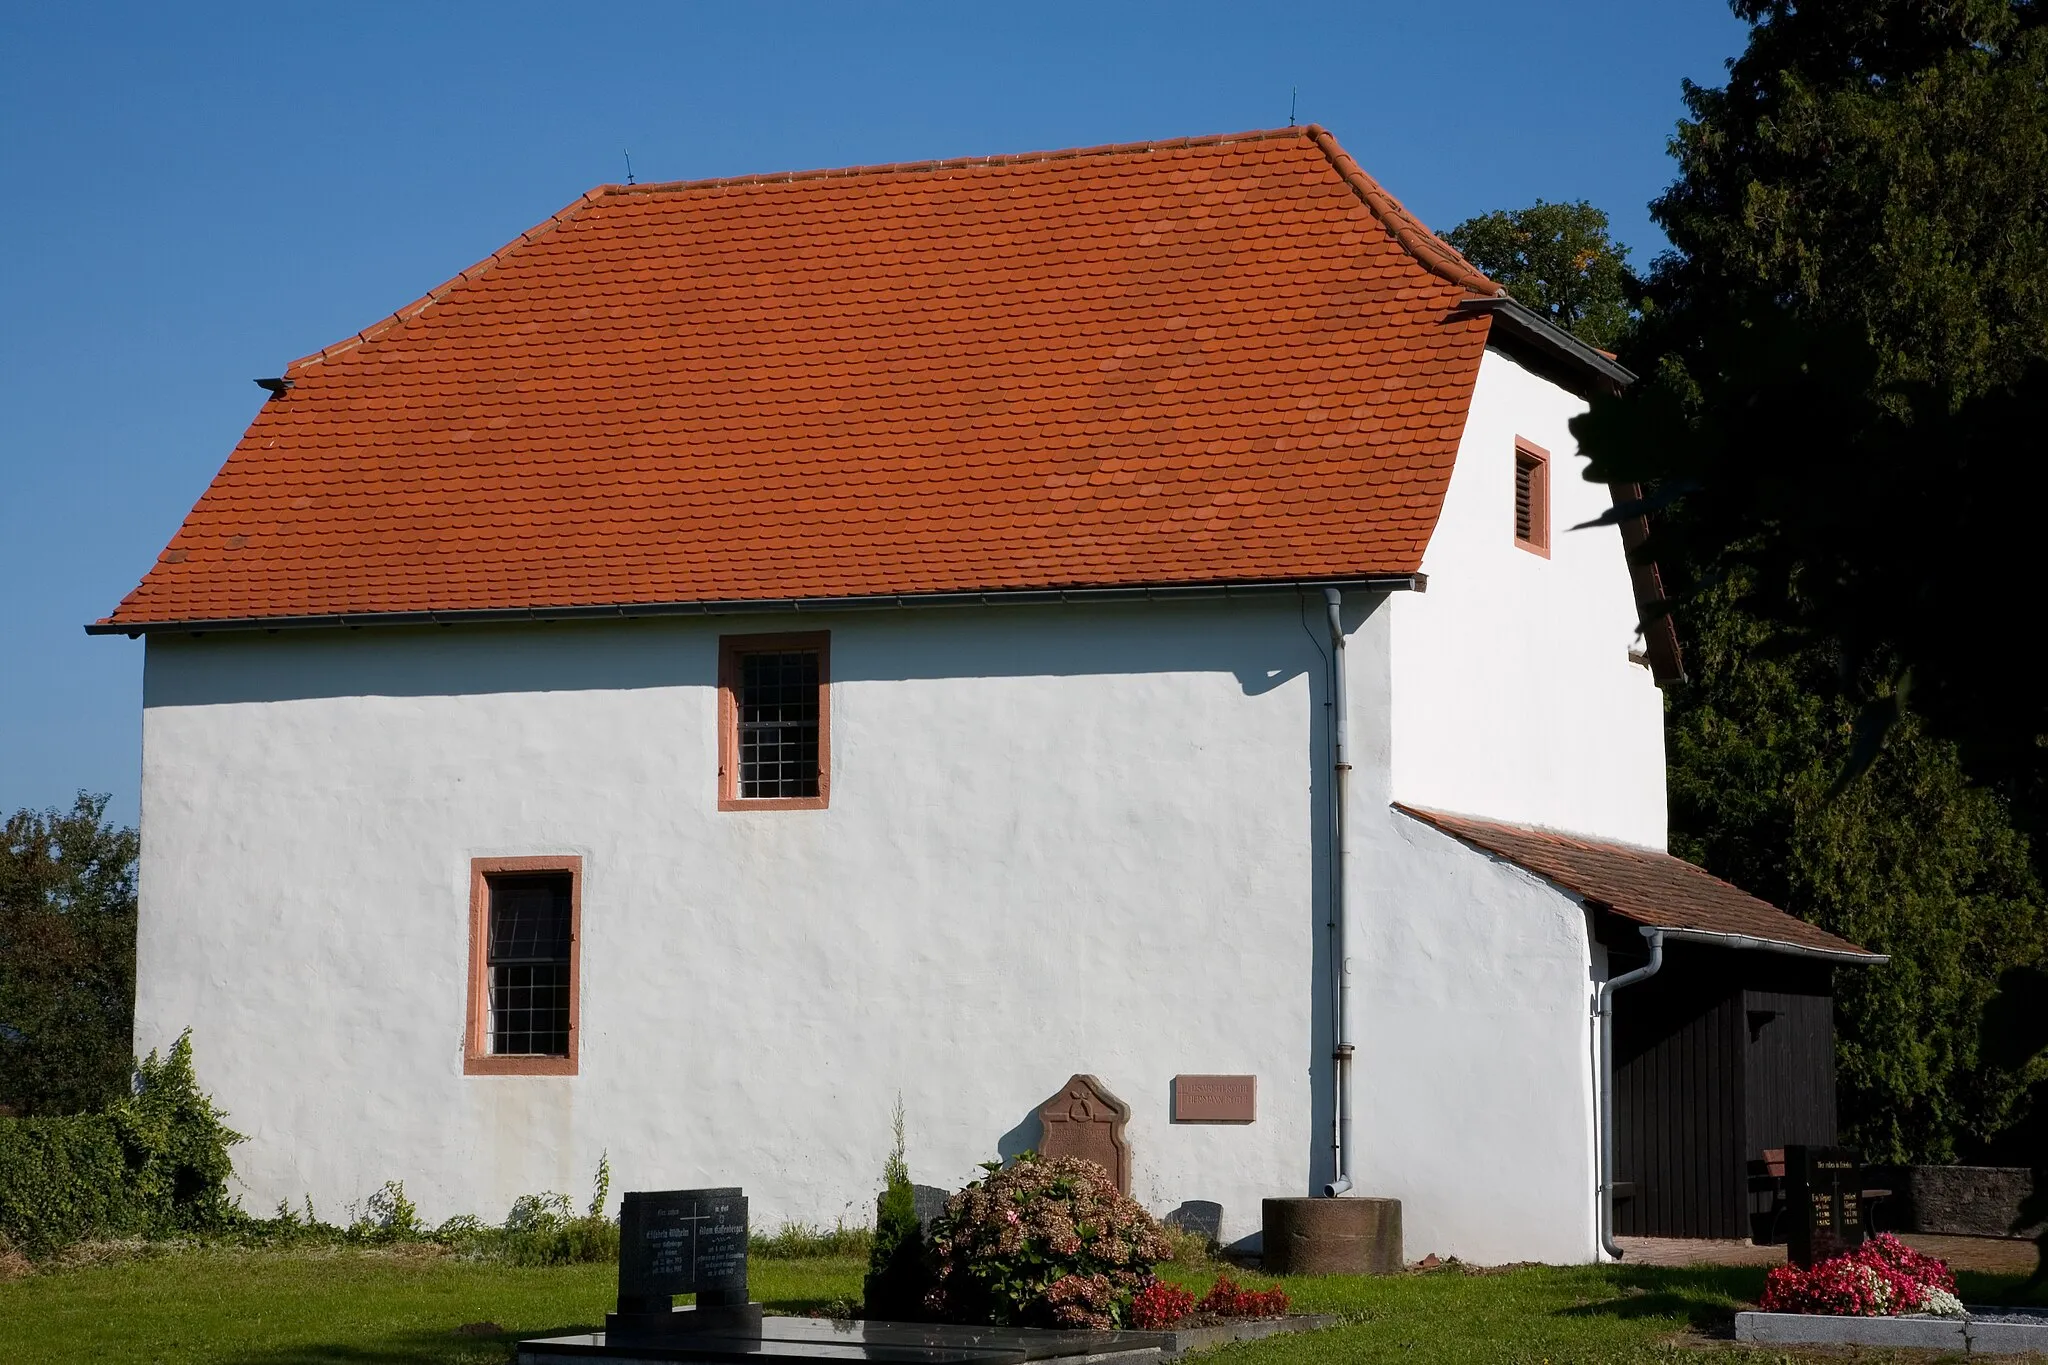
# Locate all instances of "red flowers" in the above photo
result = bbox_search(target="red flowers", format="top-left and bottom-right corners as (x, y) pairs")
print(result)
(1127, 1273), (1291, 1330)
(1195, 1273), (1291, 1319)
(1129, 1282), (1195, 1330)
(1758, 1234), (1958, 1317)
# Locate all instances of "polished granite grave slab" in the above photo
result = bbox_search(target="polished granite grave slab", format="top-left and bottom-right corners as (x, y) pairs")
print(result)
(517, 1314), (1166, 1365)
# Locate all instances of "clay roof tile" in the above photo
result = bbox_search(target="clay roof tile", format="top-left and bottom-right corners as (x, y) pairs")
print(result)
(102, 127), (1498, 628)
(1396, 805), (1880, 960)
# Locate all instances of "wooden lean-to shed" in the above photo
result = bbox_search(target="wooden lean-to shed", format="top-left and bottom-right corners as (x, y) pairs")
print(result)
(1603, 935), (1845, 1239)
(1398, 809), (1885, 1242)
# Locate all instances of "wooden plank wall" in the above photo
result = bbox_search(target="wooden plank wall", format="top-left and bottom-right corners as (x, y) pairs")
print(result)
(1608, 936), (1839, 1241)
(1742, 962), (1838, 1238)
(1612, 948), (1751, 1238)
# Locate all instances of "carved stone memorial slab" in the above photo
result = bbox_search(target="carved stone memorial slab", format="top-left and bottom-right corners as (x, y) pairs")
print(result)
(1037, 1074), (1131, 1193)
(1173, 1074), (1257, 1123)
(1785, 1146), (1866, 1268)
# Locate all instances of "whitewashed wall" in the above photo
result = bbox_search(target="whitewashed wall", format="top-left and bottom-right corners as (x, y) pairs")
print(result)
(138, 604), (1337, 1245)
(1389, 347), (1668, 849)
(1351, 804), (1602, 1264)
(132, 350), (1659, 1262)
(1329, 604), (1602, 1265)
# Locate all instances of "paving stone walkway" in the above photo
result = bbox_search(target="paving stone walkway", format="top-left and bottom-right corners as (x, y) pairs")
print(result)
(1614, 1234), (2039, 1274)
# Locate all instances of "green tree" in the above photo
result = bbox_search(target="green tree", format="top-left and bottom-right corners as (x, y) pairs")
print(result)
(1674, 583), (2046, 1162)
(1444, 200), (1641, 350)
(1574, 0), (2048, 827)
(0, 794), (139, 1115)
(1552, 0), (2048, 1161)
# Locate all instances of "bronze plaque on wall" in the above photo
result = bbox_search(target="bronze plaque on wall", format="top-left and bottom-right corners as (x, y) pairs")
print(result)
(1173, 1074), (1257, 1123)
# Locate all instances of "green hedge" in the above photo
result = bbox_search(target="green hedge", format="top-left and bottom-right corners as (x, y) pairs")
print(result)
(0, 1031), (241, 1256)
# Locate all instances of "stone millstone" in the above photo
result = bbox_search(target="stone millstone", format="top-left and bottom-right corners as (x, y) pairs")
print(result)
(1262, 1197), (1402, 1275)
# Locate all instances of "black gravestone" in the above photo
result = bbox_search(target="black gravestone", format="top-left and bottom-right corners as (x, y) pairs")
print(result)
(1166, 1200), (1224, 1245)
(607, 1188), (761, 1342)
(912, 1184), (952, 1237)
(1785, 1146), (1866, 1267)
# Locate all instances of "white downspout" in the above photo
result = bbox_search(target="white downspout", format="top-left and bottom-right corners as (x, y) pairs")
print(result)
(1322, 587), (1355, 1197)
(1596, 925), (1663, 1258)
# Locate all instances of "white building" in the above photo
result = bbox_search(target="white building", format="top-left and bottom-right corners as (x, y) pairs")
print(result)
(99, 127), (1874, 1264)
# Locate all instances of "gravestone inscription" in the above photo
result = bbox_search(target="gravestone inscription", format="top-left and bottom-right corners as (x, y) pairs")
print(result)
(1785, 1146), (1866, 1267)
(607, 1188), (760, 1342)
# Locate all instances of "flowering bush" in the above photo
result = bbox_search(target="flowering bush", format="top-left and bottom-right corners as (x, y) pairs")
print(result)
(1758, 1234), (1959, 1317)
(924, 1153), (1173, 1330)
(1195, 1273), (1290, 1318)
(1129, 1281), (1196, 1329)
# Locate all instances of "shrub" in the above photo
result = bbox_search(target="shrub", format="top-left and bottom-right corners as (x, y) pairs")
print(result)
(864, 1098), (930, 1320)
(0, 1114), (130, 1255)
(0, 1030), (241, 1255)
(925, 1152), (1172, 1330)
(485, 1156), (619, 1266)
(351, 1182), (423, 1242)
(107, 1031), (243, 1233)
(1129, 1281), (1194, 1330)
(1758, 1234), (1959, 1316)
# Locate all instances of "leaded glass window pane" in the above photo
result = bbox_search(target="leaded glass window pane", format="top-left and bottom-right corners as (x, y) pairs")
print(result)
(738, 650), (820, 798)
(487, 874), (571, 1056)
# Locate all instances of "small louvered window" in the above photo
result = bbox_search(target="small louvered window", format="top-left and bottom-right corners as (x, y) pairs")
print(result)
(1514, 439), (1550, 554)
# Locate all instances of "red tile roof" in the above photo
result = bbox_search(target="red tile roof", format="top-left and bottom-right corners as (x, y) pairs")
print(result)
(102, 126), (1505, 629)
(1397, 805), (1880, 960)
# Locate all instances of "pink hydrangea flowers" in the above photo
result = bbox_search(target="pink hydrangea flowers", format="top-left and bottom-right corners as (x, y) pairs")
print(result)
(924, 1153), (1173, 1330)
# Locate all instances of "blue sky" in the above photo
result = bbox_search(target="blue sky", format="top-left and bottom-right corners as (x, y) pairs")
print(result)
(0, 2), (1750, 828)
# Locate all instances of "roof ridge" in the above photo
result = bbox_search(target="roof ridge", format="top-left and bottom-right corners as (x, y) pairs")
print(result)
(603, 127), (1309, 198)
(285, 186), (611, 373)
(277, 126), (1489, 376)
(278, 130), (1310, 376)
(1301, 126), (1500, 298)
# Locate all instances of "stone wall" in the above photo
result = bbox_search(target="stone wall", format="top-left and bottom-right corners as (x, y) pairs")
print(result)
(1874, 1166), (2044, 1237)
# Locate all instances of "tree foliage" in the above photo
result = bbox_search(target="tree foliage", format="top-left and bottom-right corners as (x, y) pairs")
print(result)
(1444, 200), (1642, 350)
(0, 794), (139, 1116)
(1574, 0), (2048, 827)
(1552, 0), (2048, 1163)
(0, 1030), (243, 1255)
(1675, 584), (2046, 1162)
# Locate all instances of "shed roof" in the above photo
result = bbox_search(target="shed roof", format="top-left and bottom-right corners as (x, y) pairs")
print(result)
(98, 126), (1525, 632)
(1396, 805), (1881, 961)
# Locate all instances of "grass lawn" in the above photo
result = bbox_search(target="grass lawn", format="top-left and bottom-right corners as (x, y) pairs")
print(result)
(0, 1247), (2039, 1365)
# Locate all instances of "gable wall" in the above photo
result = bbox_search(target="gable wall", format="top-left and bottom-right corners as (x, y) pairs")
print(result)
(1387, 347), (1667, 848)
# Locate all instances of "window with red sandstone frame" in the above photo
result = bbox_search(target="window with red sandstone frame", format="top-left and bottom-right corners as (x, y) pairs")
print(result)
(719, 632), (831, 811)
(465, 856), (580, 1075)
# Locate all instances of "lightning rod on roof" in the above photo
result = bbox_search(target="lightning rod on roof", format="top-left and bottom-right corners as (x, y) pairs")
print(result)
(624, 148), (635, 186)
(1290, 87), (1298, 128)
